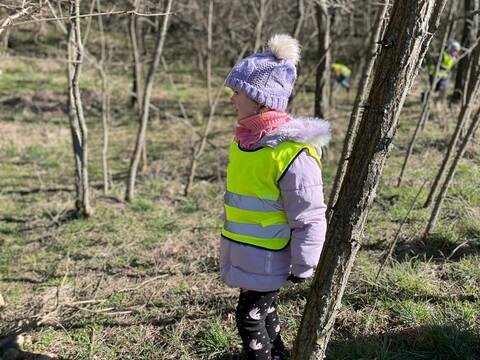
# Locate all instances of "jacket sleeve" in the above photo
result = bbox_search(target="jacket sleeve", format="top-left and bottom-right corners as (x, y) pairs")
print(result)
(279, 149), (327, 278)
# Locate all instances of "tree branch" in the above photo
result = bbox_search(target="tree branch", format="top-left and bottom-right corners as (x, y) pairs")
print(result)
(0, 9), (174, 31)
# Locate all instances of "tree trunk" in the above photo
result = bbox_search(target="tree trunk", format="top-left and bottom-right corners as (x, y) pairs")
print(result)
(291, 1), (446, 358)
(314, 0), (330, 119)
(1, 28), (9, 52)
(327, 2), (389, 219)
(424, 39), (480, 207)
(253, 0), (271, 53)
(67, 26), (81, 209)
(128, 0), (142, 112)
(128, 0), (148, 173)
(96, 0), (110, 194)
(206, 0), (213, 109)
(125, 0), (174, 202)
(292, 0), (306, 39)
(67, 0), (92, 217)
(397, 1), (455, 187)
(184, 0), (215, 196)
(425, 108), (480, 234)
(452, 0), (479, 102)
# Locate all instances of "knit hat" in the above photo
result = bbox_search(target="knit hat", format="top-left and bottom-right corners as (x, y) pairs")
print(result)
(225, 34), (300, 111)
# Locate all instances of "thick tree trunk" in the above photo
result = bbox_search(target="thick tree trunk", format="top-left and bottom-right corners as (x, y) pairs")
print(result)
(314, 0), (330, 119)
(397, 2), (455, 187)
(452, 0), (479, 102)
(424, 39), (480, 207)
(67, 0), (92, 217)
(291, 1), (446, 358)
(425, 108), (480, 234)
(125, 0), (174, 202)
(327, 2), (390, 219)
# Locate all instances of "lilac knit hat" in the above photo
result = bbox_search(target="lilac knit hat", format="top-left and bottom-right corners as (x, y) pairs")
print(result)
(225, 34), (301, 111)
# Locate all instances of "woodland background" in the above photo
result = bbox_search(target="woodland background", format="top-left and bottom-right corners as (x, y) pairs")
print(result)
(0, 0), (479, 359)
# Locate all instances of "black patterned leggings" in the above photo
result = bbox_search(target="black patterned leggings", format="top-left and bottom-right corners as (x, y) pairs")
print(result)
(235, 289), (286, 360)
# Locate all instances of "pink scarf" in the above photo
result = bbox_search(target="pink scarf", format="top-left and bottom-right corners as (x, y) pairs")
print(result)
(235, 110), (291, 149)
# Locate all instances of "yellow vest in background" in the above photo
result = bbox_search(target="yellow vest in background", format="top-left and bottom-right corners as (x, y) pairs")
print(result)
(430, 51), (456, 79)
(221, 140), (321, 250)
(332, 63), (352, 77)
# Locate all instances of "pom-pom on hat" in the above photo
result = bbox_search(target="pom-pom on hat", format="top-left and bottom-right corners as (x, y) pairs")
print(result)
(225, 34), (300, 111)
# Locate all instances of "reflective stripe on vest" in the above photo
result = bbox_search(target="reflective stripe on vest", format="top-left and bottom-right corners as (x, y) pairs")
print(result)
(221, 140), (321, 251)
(224, 191), (284, 212)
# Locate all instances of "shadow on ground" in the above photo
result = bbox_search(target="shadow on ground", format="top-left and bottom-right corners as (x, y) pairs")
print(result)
(391, 233), (480, 262)
(327, 324), (480, 360)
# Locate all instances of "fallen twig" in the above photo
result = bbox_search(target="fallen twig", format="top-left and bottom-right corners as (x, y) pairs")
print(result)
(116, 274), (170, 293)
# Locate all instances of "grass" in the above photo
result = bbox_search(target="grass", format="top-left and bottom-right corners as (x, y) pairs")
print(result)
(0, 35), (479, 360)
(196, 319), (238, 358)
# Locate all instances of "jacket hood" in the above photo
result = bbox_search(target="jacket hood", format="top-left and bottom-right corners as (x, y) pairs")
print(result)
(254, 116), (331, 149)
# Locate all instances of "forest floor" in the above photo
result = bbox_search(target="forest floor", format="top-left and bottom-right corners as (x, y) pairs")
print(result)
(0, 40), (480, 359)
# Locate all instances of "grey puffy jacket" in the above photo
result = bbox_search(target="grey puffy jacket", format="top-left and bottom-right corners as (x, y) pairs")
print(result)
(219, 117), (330, 291)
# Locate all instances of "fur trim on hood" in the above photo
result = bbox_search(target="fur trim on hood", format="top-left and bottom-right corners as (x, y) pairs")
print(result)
(254, 116), (331, 149)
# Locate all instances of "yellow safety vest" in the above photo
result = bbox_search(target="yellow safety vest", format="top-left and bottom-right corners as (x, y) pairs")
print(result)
(332, 63), (351, 77)
(429, 51), (456, 79)
(221, 140), (321, 251)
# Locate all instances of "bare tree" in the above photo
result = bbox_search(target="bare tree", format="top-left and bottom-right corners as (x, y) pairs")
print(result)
(125, 0), (174, 202)
(314, 0), (330, 119)
(128, 0), (143, 112)
(397, 1), (455, 187)
(452, 0), (479, 102)
(95, 0), (110, 194)
(252, 0), (272, 53)
(67, 0), (92, 217)
(128, 0), (148, 173)
(426, 108), (480, 234)
(292, 0), (307, 39)
(291, 0), (447, 358)
(184, 0), (219, 196)
(424, 39), (480, 208)
(327, 1), (390, 219)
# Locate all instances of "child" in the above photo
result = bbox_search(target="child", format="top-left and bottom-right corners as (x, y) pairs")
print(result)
(428, 40), (460, 99)
(219, 34), (330, 360)
(331, 62), (351, 93)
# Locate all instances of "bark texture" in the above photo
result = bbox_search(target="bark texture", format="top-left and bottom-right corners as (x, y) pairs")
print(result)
(291, 1), (446, 358)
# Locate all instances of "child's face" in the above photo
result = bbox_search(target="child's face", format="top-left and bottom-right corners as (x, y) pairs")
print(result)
(230, 90), (259, 120)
